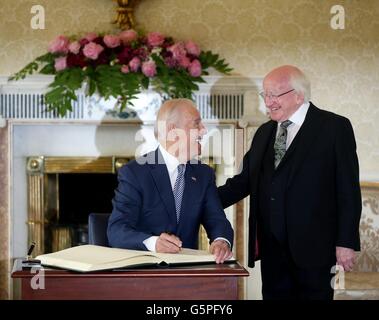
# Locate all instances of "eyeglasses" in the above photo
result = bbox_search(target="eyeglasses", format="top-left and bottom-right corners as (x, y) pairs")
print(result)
(259, 89), (295, 100)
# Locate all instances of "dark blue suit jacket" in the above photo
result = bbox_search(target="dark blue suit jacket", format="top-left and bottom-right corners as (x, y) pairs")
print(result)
(107, 149), (233, 250)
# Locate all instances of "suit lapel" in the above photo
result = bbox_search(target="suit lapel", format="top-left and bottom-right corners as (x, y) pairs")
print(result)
(285, 103), (324, 186)
(148, 149), (177, 223)
(251, 121), (277, 191)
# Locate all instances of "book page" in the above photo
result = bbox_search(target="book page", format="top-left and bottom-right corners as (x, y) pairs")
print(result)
(36, 245), (161, 271)
(157, 248), (217, 264)
(35, 245), (232, 272)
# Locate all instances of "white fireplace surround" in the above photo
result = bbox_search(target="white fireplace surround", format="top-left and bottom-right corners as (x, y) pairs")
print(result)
(1, 75), (268, 300)
(0, 74), (267, 255)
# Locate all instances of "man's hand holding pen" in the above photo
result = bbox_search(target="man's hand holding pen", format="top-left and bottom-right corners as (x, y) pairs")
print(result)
(156, 232), (182, 253)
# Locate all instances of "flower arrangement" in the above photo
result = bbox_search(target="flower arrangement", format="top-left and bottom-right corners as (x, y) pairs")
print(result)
(9, 30), (232, 116)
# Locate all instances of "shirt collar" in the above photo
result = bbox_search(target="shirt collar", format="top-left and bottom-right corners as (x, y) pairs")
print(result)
(289, 102), (310, 127)
(280, 102), (310, 127)
(158, 144), (180, 173)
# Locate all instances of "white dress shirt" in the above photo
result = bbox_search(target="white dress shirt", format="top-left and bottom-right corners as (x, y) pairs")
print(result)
(158, 144), (186, 189)
(143, 144), (230, 251)
(276, 102), (310, 150)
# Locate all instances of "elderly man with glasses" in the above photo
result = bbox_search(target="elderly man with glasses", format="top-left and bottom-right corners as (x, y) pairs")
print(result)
(218, 65), (361, 300)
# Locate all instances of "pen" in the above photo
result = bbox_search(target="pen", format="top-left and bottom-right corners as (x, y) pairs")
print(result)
(27, 241), (36, 257)
(163, 232), (182, 250)
(22, 242), (41, 265)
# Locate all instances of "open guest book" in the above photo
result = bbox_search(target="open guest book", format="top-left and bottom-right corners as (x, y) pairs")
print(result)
(36, 244), (235, 272)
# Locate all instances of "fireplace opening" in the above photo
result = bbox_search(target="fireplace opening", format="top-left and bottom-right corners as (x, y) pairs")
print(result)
(47, 173), (118, 250)
(26, 156), (130, 255)
(59, 173), (117, 224)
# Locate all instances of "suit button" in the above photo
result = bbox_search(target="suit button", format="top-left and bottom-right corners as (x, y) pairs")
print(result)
(271, 197), (275, 201)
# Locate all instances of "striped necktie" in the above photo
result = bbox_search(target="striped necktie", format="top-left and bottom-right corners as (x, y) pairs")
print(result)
(173, 164), (185, 223)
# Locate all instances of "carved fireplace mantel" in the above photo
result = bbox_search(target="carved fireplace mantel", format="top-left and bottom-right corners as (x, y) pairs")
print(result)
(0, 75), (265, 125)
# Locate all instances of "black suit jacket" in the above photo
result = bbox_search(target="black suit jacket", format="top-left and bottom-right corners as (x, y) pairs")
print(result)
(218, 103), (361, 268)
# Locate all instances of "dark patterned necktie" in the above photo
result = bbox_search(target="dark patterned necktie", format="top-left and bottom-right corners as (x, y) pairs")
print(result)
(173, 164), (185, 223)
(274, 120), (292, 169)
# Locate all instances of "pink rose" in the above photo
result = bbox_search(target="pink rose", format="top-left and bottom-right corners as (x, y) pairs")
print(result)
(48, 35), (69, 54)
(142, 61), (157, 77)
(85, 32), (98, 42)
(119, 29), (138, 44)
(147, 32), (165, 47)
(188, 59), (202, 77)
(68, 41), (81, 54)
(168, 42), (186, 60)
(83, 42), (104, 60)
(178, 56), (191, 68)
(54, 56), (67, 71)
(103, 35), (120, 48)
(129, 57), (141, 72)
(121, 65), (130, 73)
(185, 40), (200, 57)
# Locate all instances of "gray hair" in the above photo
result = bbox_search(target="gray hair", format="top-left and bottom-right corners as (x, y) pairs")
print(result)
(154, 98), (195, 141)
(290, 71), (311, 103)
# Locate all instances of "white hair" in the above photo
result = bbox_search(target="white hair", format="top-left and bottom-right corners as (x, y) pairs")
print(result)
(290, 71), (311, 102)
(154, 98), (195, 141)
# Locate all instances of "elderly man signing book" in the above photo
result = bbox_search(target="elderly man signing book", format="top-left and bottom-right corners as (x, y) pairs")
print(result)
(107, 98), (234, 264)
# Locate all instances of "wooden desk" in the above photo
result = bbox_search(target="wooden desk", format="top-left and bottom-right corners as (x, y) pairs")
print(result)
(12, 259), (249, 300)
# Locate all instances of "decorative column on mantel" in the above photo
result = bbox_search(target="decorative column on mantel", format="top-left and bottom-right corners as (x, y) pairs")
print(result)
(0, 124), (9, 300)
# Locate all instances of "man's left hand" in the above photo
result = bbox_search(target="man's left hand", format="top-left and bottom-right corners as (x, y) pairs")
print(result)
(336, 246), (356, 271)
(209, 240), (233, 264)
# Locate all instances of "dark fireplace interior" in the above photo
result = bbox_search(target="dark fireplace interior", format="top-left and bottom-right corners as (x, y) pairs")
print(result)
(59, 173), (118, 224)
(46, 173), (118, 252)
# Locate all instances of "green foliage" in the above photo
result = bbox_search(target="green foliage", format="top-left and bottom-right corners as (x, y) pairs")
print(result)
(8, 34), (233, 117)
(152, 54), (204, 99)
(199, 51), (233, 75)
(9, 53), (55, 81)
(44, 68), (84, 116)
